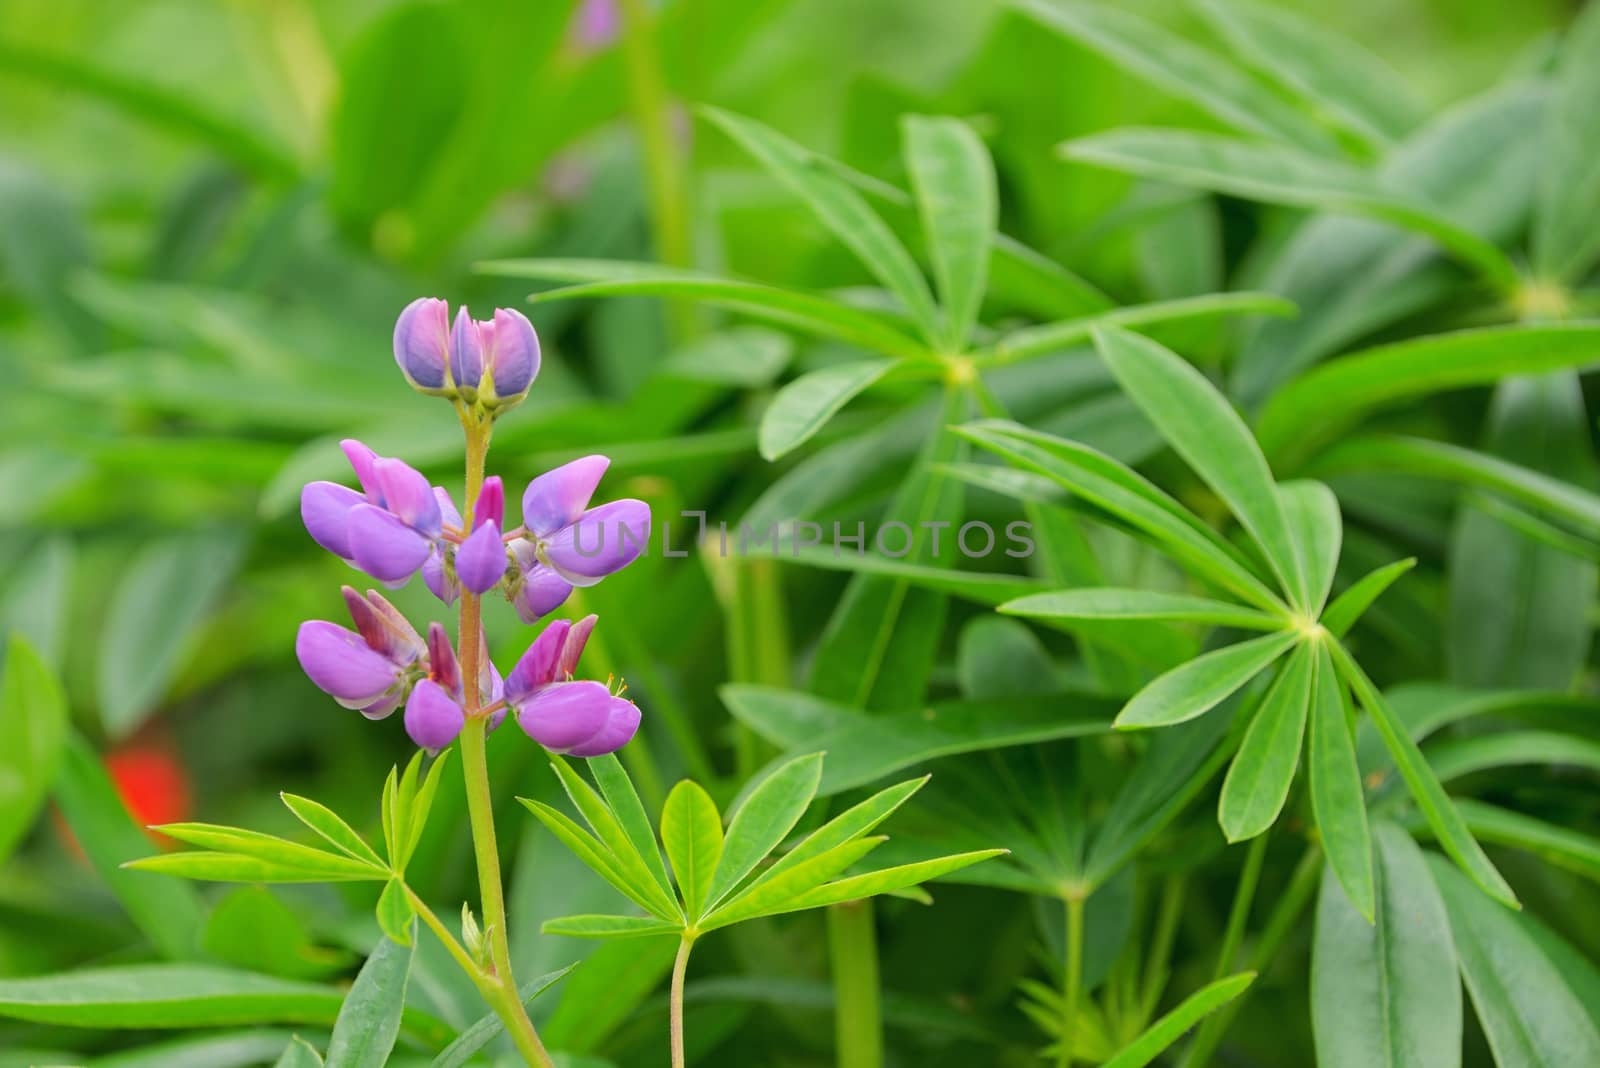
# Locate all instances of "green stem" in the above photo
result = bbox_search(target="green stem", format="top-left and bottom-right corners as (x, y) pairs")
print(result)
(1211, 833), (1268, 982)
(456, 414), (553, 1068)
(404, 885), (479, 981)
(617, 0), (696, 341)
(1058, 893), (1086, 1068)
(671, 934), (696, 1068)
(1139, 874), (1185, 1021)
(828, 900), (884, 1068)
(1182, 844), (1322, 1068)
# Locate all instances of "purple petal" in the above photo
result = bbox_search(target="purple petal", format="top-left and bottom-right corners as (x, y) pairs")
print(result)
(373, 458), (442, 536)
(457, 521), (508, 594)
(511, 562), (573, 623)
(505, 619), (570, 702)
(567, 697), (642, 757)
(427, 621), (462, 696)
(516, 680), (612, 752)
(483, 308), (539, 400)
(301, 481), (364, 559)
(449, 307), (484, 392)
(405, 679), (465, 751)
(543, 498), (651, 584)
(348, 504), (431, 583)
(342, 586), (424, 664)
(423, 549), (459, 606)
(296, 620), (399, 704)
(434, 487), (463, 531)
(393, 297), (451, 391)
(360, 691), (404, 721)
(559, 614), (598, 678)
(341, 440), (382, 503)
(475, 477), (505, 531)
(521, 455), (610, 538)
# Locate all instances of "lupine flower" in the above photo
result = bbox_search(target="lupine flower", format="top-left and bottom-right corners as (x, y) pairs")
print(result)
(505, 456), (651, 621)
(422, 487), (463, 606)
(457, 476), (509, 594)
(505, 615), (640, 756)
(295, 587), (426, 719)
(401, 623), (506, 752)
(394, 298), (540, 410)
(302, 440), (448, 586)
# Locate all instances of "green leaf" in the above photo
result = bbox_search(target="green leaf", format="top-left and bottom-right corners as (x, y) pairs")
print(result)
(703, 837), (886, 929)
(1443, 801), (1600, 884)
(97, 531), (243, 739)
(548, 757), (682, 919)
(759, 361), (897, 461)
(1001, 588), (1284, 630)
(722, 685), (1115, 796)
(1429, 858), (1600, 1067)
(0, 635), (68, 863)
(400, 750), (451, 871)
(761, 777), (928, 879)
(953, 421), (1283, 612)
(987, 291), (1296, 367)
(542, 914), (684, 940)
(475, 259), (927, 359)
(1219, 643), (1314, 842)
(380, 767), (400, 867)
(1115, 630), (1298, 730)
(702, 106), (941, 344)
(1309, 643), (1375, 921)
(1013, 0), (1331, 151)
(52, 732), (205, 960)
(902, 114), (996, 350)
(0, 965), (435, 1039)
(1256, 325), (1600, 469)
(705, 752), (825, 910)
(1063, 128), (1518, 288)
(279, 793), (384, 869)
(1329, 641), (1517, 910)
(786, 548), (1044, 606)
(128, 852), (382, 885)
(1534, 0), (1600, 280)
(1280, 481), (1342, 616)
(324, 936), (413, 1068)
(375, 880), (415, 947)
(272, 1036), (325, 1068)
(1190, 0), (1422, 150)
(661, 780), (723, 921)
(427, 966), (574, 1068)
(1421, 730), (1600, 785)
(1312, 823), (1459, 1068)
(1093, 326), (1308, 609)
(1322, 558), (1417, 637)
(517, 799), (671, 918)
(780, 850), (1006, 911)
(1100, 972), (1255, 1068)
(591, 753), (676, 906)
(138, 823), (386, 881)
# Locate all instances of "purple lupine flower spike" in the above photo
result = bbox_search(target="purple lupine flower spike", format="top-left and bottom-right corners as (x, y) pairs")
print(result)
(393, 297), (452, 394)
(505, 614), (640, 756)
(503, 455), (650, 621)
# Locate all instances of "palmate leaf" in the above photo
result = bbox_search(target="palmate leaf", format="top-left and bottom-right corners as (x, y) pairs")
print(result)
(701, 106), (942, 345)
(1218, 642), (1314, 842)
(1312, 824), (1460, 1068)
(591, 753), (675, 904)
(375, 879), (415, 947)
(517, 798), (675, 919)
(1280, 480), (1342, 615)
(705, 752), (825, 911)
(542, 915), (684, 940)
(1114, 630), (1298, 730)
(1430, 801), (1600, 885)
(279, 792), (383, 868)
(759, 360), (898, 460)
(1309, 643), (1375, 920)
(1322, 559), (1417, 637)
(902, 114), (996, 351)
(1000, 588), (1284, 631)
(1093, 326), (1309, 609)
(661, 780), (724, 920)
(1534, 0), (1600, 281)
(548, 757), (681, 919)
(1100, 972), (1255, 1068)
(702, 836), (888, 929)
(128, 823), (387, 883)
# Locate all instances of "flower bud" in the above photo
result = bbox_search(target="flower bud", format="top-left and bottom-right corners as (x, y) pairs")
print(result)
(449, 307), (485, 401)
(457, 520), (508, 594)
(405, 679), (465, 752)
(393, 298), (453, 396)
(480, 308), (540, 408)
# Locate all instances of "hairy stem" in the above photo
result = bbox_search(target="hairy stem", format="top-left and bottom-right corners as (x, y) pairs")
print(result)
(1182, 844), (1322, 1068)
(1058, 893), (1086, 1068)
(457, 415), (554, 1068)
(828, 900), (884, 1068)
(671, 934), (696, 1068)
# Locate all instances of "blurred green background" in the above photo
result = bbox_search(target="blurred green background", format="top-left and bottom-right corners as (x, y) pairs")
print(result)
(0, 1), (1590, 1064)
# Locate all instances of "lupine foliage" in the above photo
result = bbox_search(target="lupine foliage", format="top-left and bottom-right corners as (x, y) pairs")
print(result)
(2, 1), (1600, 1066)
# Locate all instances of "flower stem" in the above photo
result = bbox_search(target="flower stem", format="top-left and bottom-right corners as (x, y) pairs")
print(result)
(456, 414), (553, 1068)
(670, 933), (696, 1068)
(1058, 893), (1086, 1068)
(1211, 833), (1268, 983)
(828, 900), (884, 1068)
(1181, 843), (1322, 1068)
